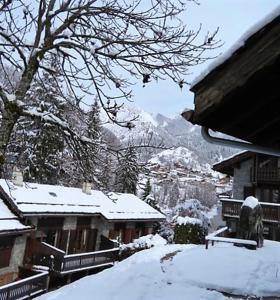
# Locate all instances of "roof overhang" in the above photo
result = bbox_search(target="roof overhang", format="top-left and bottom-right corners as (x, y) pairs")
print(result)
(183, 15), (280, 148)
(213, 151), (253, 176)
(0, 227), (33, 237)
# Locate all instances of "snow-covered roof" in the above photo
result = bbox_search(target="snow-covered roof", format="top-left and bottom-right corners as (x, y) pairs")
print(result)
(213, 151), (252, 175)
(191, 5), (280, 88)
(0, 198), (31, 234)
(0, 180), (165, 221)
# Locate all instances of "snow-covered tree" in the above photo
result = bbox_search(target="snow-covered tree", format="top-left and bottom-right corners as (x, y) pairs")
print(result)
(87, 100), (101, 141)
(142, 178), (152, 201)
(7, 61), (65, 184)
(0, 0), (220, 174)
(115, 146), (139, 194)
(141, 178), (160, 210)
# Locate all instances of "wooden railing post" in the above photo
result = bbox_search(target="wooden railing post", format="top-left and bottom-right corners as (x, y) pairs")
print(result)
(6, 288), (10, 300)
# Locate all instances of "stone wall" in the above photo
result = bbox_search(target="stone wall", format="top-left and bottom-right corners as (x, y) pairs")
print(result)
(232, 158), (253, 199)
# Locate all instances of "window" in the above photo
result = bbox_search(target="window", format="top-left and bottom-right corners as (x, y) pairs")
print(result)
(259, 187), (280, 203)
(74, 228), (89, 252)
(0, 237), (14, 268)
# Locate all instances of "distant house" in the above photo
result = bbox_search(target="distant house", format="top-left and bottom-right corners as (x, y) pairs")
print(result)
(0, 186), (32, 286)
(0, 178), (165, 297)
(213, 151), (280, 241)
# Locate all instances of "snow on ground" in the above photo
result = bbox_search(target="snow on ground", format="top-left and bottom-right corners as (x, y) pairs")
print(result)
(37, 240), (280, 300)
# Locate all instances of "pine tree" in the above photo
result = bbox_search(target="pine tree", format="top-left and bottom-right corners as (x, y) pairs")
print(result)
(99, 150), (116, 191)
(87, 100), (101, 140)
(115, 146), (139, 194)
(77, 100), (103, 186)
(142, 178), (152, 200)
(8, 58), (65, 184)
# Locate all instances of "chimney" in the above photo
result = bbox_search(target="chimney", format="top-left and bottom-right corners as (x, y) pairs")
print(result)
(12, 167), (23, 187)
(82, 182), (91, 195)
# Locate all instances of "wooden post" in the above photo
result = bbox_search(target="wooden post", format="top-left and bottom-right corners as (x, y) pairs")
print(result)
(211, 240), (214, 247)
(67, 274), (72, 284)
(45, 275), (50, 292)
(205, 240), (209, 250)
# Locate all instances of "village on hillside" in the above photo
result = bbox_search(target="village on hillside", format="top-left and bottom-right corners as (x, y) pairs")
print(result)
(0, 1), (280, 300)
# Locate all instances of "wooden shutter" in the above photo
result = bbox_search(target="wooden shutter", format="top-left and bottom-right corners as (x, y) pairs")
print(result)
(0, 237), (14, 268)
(243, 186), (255, 199)
(68, 230), (76, 254)
(87, 229), (98, 251)
(59, 230), (69, 252)
(123, 228), (133, 244)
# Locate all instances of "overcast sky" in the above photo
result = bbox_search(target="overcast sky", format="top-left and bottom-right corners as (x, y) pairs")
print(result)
(130, 0), (279, 117)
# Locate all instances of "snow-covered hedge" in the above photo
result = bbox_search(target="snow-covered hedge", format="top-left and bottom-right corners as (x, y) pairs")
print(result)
(174, 216), (207, 244)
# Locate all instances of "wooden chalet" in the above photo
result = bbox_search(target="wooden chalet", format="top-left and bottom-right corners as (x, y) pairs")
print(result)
(0, 187), (49, 300)
(0, 187), (33, 286)
(181, 9), (280, 240)
(0, 178), (165, 299)
(183, 10), (280, 148)
(214, 151), (280, 240)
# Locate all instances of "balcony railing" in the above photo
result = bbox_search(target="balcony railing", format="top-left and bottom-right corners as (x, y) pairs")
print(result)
(33, 241), (119, 274)
(251, 167), (280, 184)
(0, 272), (48, 300)
(221, 198), (280, 223)
(61, 248), (119, 274)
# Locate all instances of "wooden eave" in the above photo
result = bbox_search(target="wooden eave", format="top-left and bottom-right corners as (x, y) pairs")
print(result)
(184, 15), (280, 147)
(0, 185), (24, 219)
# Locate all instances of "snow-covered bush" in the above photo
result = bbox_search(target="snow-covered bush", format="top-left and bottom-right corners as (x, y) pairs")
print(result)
(119, 234), (167, 260)
(173, 199), (211, 229)
(174, 216), (207, 244)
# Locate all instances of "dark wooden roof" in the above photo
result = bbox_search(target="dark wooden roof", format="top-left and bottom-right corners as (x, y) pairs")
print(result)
(213, 151), (253, 176)
(183, 14), (280, 148)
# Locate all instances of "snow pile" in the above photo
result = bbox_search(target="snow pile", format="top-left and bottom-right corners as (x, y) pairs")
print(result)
(120, 234), (167, 251)
(242, 196), (259, 209)
(175, 216), (202, 226)
(37, 241), (280, 300)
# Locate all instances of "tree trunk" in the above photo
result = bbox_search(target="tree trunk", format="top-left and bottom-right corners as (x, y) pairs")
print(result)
(0, 103), (21, 175)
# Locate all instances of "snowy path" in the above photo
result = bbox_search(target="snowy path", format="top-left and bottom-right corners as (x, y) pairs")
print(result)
(37, 241), (280, 300)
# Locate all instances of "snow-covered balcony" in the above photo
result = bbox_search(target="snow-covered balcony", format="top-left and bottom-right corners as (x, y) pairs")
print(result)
(0, 270), (48, 300)
(221, 198), (280, 224)
(32, 241), (119, 275)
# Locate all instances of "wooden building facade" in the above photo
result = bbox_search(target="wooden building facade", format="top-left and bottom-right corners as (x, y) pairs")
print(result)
(0, 179), (165, 298)
(214, 151), (280, 241)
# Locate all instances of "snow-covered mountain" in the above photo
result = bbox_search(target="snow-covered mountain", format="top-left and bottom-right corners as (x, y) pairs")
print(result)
(103, 104), (237, 164)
